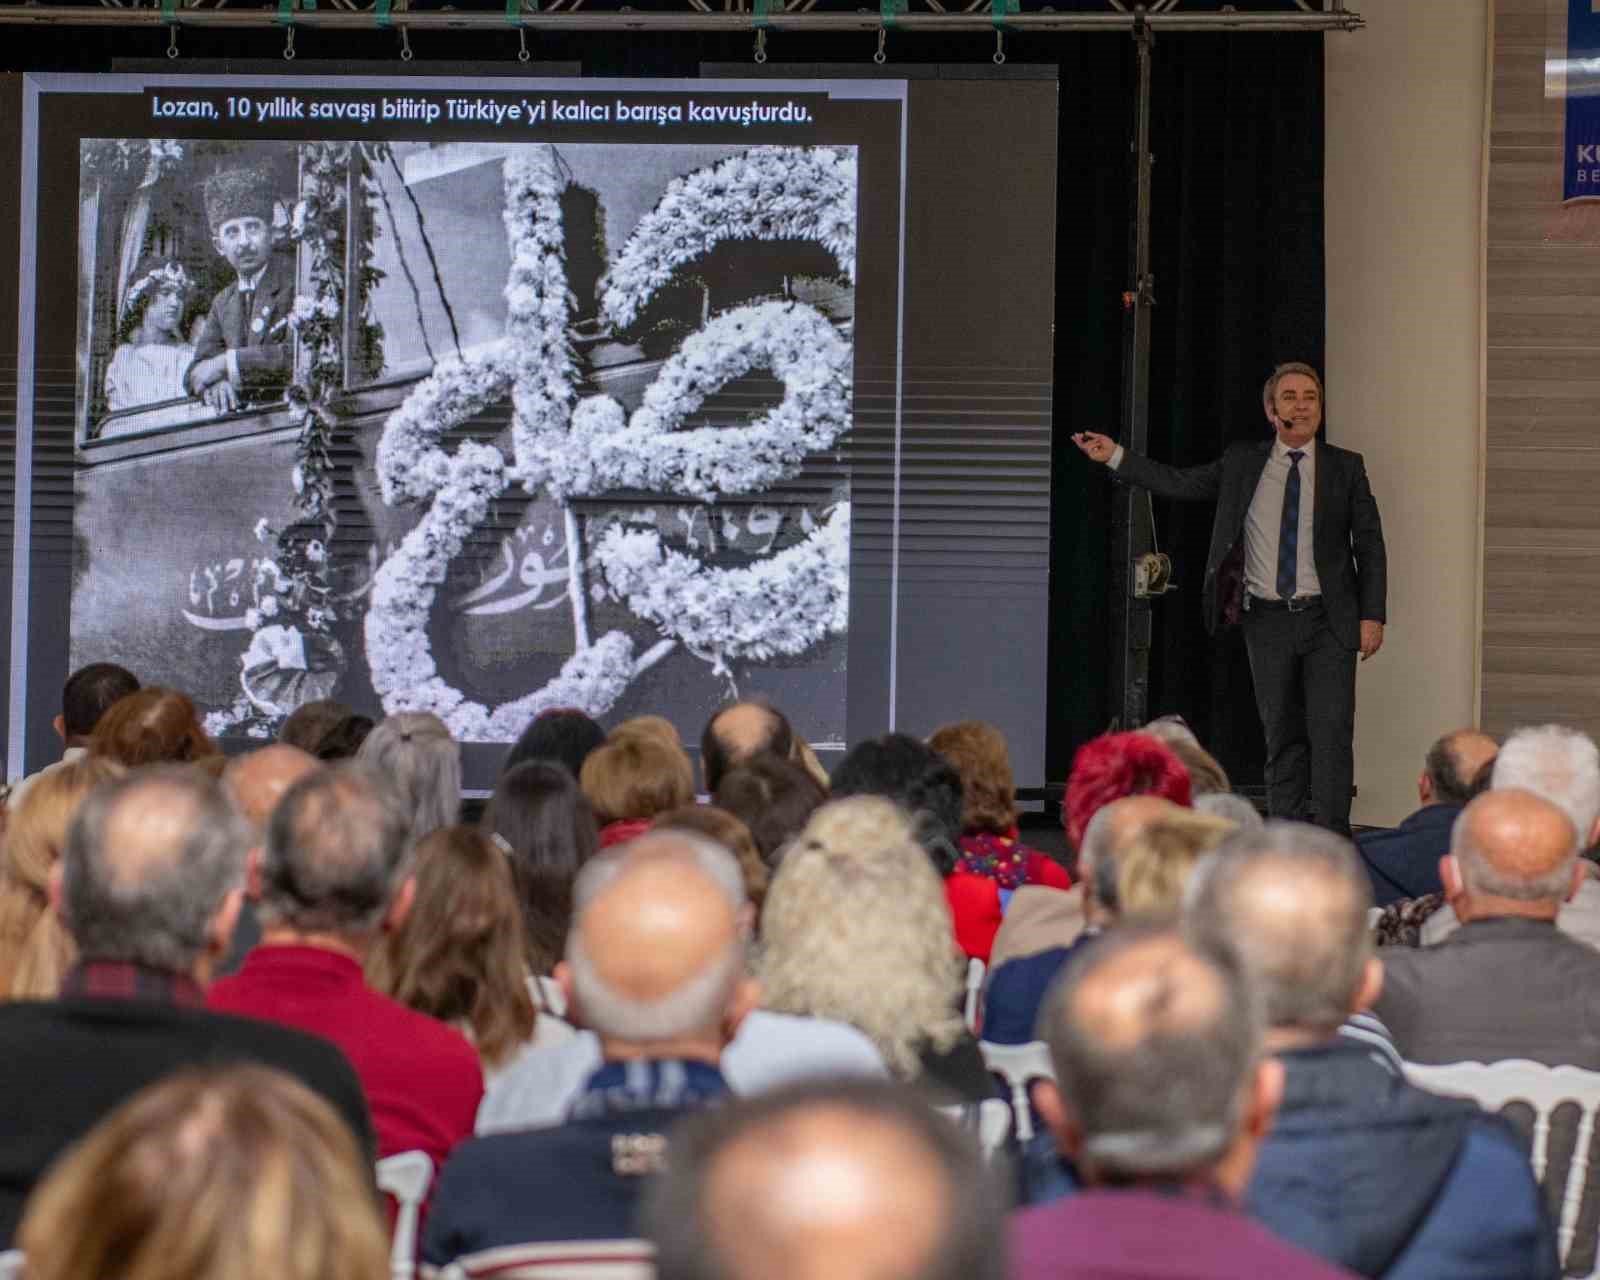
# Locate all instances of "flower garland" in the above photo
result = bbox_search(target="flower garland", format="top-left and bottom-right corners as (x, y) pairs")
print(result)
(593, 503), (849, 676)
(601, 147), (858, 330)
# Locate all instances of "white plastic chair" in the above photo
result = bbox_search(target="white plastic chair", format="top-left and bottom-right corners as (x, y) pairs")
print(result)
(937, 1099), (1012, 1161)
(964, 956), (986, 1033)
(1405, 1058), (1600, 1279)
(0, 1250), (22, 1280)
(376, 1149), (435, 1280)
(979, 1039), (1055, 1143)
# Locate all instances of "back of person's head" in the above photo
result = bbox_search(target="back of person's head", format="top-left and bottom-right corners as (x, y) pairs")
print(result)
(563, 830), (751, 1044)
(503, 707), (607, 779)
(1100, 808), (1235, 922)
(17, 1064), (388, 1280)
(654, 804), (768, 917)
(1194, 791), (1263, 832)
(277, 699), (352, 754)
(1449, 787), (1579, 904)
(314, 713), (374, 761)
(1037, 927), (1269, 1184)
(757, 796), (964, 1077)
(830, 734), (964, 875)
(579, 732), (695, 827)
(1076, 795), (1180, 909)
(0, 756), (123, 995)
(1423, 728), (1498, 808)
(482, 760), (600, 973)
(927, 720), (1018, 836)
(1064, 731), (1192, 848)
(1153, 734), (1231, 797)
(63, 766), (250, 972)
(259, 763), (411, 937)
(645, 1078), (1006, 1280)
(222, 743), (320, 834)
(1491, 724), (1600, 846)
(713, 751), (827, 869)
(90, 687), (218, 769)
(1187, 822), (1375, 1034)
(356, 712), (460, 844)
(613, 715), (684, 752)
(702, 699), (795, 793)
(368, 825), (536, 1070)
(61, 663), (140, 741)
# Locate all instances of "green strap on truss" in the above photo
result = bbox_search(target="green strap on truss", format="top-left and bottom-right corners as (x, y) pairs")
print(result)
(159, 0), (176, 24)
(991, 0), (1016, 25)
(375, 0), (391, 28)
(879, 0), (905, 28)
(275, 0), (294, 25)
(753, 0), (773, 28)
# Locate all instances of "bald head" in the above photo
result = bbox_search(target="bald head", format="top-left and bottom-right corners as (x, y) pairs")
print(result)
(1423, 729), (1497, 807)
(566, 831), (750, 1045)
(703, 701), (793, 792)
(645, 1081), (1004, 1280)
(1450, 788), (1579, 905)
(224, 744), (320, 832)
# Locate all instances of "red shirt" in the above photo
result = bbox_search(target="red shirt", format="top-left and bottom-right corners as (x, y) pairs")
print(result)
(208, 945), (482, 1167)
(946, 835), (1071, 964)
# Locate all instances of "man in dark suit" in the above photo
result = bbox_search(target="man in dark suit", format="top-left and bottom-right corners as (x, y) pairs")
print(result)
(1357, 728), (1498, 906)
(1073, 363), (1387, 834)
(184, 166), (293, 414)
(0, 766), (373, 1247)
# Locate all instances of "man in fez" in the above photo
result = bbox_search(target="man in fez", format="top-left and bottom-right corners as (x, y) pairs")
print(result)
(185, 166), (293, 414)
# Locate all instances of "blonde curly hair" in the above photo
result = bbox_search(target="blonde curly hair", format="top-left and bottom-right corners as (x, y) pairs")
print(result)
(755, 796), (965, 1078)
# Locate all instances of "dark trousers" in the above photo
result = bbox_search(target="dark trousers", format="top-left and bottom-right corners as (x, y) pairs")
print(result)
(1241, 601), (1357, 835)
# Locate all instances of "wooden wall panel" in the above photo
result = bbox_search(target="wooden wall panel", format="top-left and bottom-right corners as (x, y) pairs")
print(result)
(1483, 0), (1600, 733)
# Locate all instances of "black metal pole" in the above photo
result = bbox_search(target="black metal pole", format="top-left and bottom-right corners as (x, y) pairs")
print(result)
(1111, 8), (1156, 732)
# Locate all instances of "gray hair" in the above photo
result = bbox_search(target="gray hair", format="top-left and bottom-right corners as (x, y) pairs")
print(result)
(1194, 792), (1263, 832)
(258, 764), (412, 934)
(1451, 791), (1578, 902)
(1491, 725), (1600, 845)
(1039, 926), (1262, 1179)
(567, 832), (748, 1042)
(356, 713), (460, 845)
(1186, 821), (1372, 1032)
(1078, 805), (1120, 897)
(62, 767), (251, 971)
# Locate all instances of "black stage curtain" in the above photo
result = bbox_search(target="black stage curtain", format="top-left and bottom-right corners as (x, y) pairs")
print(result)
(1, 19), (1325, 791)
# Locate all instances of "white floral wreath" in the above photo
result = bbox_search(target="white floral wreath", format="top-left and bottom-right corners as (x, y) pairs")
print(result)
(364, 144), (858, 739)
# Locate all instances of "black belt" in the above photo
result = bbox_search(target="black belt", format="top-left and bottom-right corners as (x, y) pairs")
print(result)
(1246, 593), (1322, 613)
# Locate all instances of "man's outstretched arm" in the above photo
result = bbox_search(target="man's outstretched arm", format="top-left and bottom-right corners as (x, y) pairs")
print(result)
(1071, 430), (1225, 502)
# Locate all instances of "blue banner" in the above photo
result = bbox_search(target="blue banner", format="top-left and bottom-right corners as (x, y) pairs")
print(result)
(1566, 0), (1600, 198)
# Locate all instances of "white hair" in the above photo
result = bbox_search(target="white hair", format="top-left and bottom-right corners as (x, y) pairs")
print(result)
(567, 831), (748, 1042)
(1491, 725), (1600, 844)
(1195, 792), (1264, 833)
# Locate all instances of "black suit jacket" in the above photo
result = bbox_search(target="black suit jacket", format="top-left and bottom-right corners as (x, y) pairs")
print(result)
(0, 996), (374, 1246)
(1356, 802), (1460, 907)
(1113, 436), (1387, 650)
(185, 254), (294, 397)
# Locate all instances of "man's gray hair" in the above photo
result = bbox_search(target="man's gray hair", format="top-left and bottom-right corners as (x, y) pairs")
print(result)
(1078, 805), (1121, 894)
(258, 763), (412, 934)
(1038, 926), (1262, 1179)
(62, 766), (252, 971)
(1491, 725), (1600, 845)
(1186, 821), (1372, 1032)
(356, 712), (460, 845)
(1451, 790), (1578, 902)
(1195, 792), (1263, 833)
(567, 831), (748, 1042)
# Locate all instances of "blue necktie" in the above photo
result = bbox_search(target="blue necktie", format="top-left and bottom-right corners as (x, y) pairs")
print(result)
(1276, 450), (1305, 601)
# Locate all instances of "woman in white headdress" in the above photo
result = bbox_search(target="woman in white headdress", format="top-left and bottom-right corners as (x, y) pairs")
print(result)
(103, 257), (196, 412)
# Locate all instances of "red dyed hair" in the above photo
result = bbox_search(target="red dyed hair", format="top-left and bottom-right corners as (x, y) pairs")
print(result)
(1063, 731), (1192, 847)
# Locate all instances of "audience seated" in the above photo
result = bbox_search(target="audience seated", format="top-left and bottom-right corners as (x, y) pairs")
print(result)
(0, 766), (373, 1246)
(0, 756), (122, 998)
(480, 760), (600, 1026)
(654, 804), (769, 917)
(928, 720), (1071, 962)
(580, 731), (696, 848)
(424, 830), (758, 1271)
(17, 1065), (389, 1280)
(207, 763), (482, 1168)
(5, 662), (137, 812)
(646, 1079), (1006, 1280)
(355, 712), (461, 847)
(1143, 718), (1233, 795)
(1188, 822), (1557, 1279)
(277, 698), (354, 755)
(1356, 729), (1498, 906)
(757, 796), (994, 1102)
(313, 712), (374, 761)
(713, 750), (828, 870)
(367, 825), (539, 1080)
(89, 686), (221, 769)
(984, 798), (1220, 1045)
(502, 707), (607, 779)
(701, 698), (798, 792)
(217, 743), (321, 976)
(1374, 787), (1600, 1066)
(1194, 790), (1265, 831)
(1012, 927), (1352, 1279)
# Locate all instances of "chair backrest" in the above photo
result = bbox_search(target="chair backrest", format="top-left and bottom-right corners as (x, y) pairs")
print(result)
(0, 1250), (22, 1280)
(376, 1149), (435, 1280)
(936, 1099), (1012, 1161)
(979, 1039), (1055, 1144)
(427, 1238), (655, 1279)
(1404, 1058), (1600, 1278)
(964, 957), (986, 1033)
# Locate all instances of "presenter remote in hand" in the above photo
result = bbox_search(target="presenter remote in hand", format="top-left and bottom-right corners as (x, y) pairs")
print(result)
(1073, 364), (1387, 835)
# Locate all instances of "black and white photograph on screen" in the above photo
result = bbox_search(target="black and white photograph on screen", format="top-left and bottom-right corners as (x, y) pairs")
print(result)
(69, 137), (859, 745)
